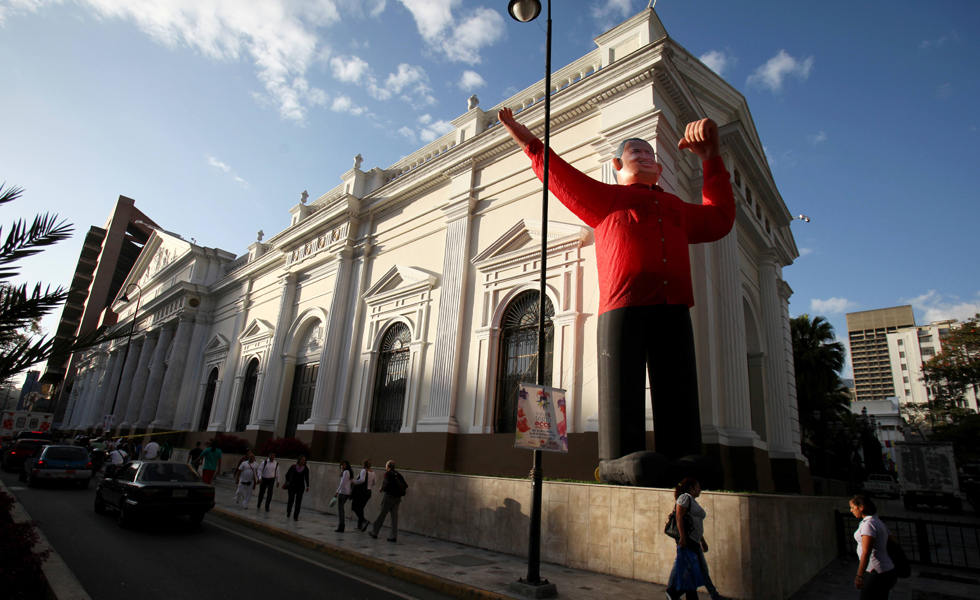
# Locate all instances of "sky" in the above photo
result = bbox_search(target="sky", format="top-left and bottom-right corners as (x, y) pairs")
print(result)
(1, 0), (978, 381)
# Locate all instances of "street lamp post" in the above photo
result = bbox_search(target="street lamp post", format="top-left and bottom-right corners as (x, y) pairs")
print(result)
(106, 283), (143, 433)
(507, 1), (557, 597)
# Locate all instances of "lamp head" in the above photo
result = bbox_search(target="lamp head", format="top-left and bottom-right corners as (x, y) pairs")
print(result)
(508, 0), (541, 22)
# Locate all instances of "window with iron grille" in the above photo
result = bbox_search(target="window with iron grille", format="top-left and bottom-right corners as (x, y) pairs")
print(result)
(370, 323), (412, 433)
(198, 367), (219, 431)
(494, 291), (555, 433)
(235, 358), (260, 432)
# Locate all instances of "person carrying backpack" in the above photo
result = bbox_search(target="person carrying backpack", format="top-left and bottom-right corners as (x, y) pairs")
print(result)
(369, 460), (408, 543)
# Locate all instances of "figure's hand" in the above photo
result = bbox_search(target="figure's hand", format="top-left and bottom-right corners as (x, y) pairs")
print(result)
(701, 539), (709, 552)
(679, 534), (688, 549)
(498, 108), (538, 150)
(677, 118), (720, 161)
(854, 575), (864, 589)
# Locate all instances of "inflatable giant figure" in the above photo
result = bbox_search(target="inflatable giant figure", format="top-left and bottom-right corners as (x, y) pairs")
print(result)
(498, 108), (735, 487)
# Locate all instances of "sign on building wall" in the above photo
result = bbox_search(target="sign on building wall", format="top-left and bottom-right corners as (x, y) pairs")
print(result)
(515, 383), (568, 453)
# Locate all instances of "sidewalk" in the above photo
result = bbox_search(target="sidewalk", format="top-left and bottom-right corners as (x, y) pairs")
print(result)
(210, 475), (980, 600)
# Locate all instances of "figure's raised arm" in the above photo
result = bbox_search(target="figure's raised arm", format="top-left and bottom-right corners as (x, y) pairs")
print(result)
(498, 108), (539, 150)
(677, 118), (721, 162)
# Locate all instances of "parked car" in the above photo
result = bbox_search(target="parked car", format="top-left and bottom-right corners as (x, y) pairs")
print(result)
(862, 473), (900, 499)
(95, 461), (216, 528)
(19, 445), (93, 488)
(1, 439), (49, 472)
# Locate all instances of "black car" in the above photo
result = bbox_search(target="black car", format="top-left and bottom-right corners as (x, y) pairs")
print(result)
(95, 461), (216, 528)
(2, 439), (49, 472)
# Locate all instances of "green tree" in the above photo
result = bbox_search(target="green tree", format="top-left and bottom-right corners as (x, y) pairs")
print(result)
(791, 314), (850, 446)
(919, 313), (980, 426)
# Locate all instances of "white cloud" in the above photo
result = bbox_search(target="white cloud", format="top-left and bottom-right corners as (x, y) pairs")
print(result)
(331, 95), (366, 115)
(419, 119), (454, 142)
(699, 50), (734, 77)
(904, 290), (980, 323)
(807, 131), (827, 145)
(399, 0), (505, 64)
(590, 0), (634, 30)
(746, 50), (814, 93)
(798, 247), (813, 257)
(397, 126), (416, 141)
(417, 113), (432, 125)
(919, 31), (960, 49)
(386, 63), (427, 93)
(330, 55), (371, 83)
(811, 297), (858, 314)
(936, 83), (953, 100)
(207, 156), (249, 189)
(458, 70), (486, 91)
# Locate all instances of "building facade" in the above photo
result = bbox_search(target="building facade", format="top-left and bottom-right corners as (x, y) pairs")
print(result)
(847, 305), (916, 402)
(63, 9), (808, 491)
(887, 320), (980, 412)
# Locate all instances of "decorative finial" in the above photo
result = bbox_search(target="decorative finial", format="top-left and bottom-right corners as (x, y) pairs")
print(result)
(353, 154), (363, 170)
(256, 230), (264, 243)
(300, 190), (309, 204)
(468, 95), (480, 110)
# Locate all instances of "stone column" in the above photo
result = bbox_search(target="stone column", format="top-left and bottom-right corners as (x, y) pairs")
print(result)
(152, 313), (197, 430)
(307, 253), (356, 428)
(62, 373), (86, 429)
(712, 231), (754, 435)
(136, 322), (176, 429)
(67, 371), (91, 430)
(173, 316), (212, 431)
(778, 280), (802, 449)
(98, 348), (126, 430)
(84, 352), (116, 429)
(110, 336), (145, 427)
(210, 283), (251, 431)
(760, 251), (794, 454)
(122, 329), (158, 429)
(253, 274), (298, 428)
(418, 194), (476, 433)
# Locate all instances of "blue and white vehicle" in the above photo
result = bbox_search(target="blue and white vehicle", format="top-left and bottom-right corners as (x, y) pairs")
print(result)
(19, 444), (93, 488)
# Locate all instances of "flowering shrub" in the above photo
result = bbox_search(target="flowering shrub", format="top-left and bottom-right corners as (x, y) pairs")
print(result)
(208, 434), (250, 454)
(258, 436), (312, 459)
(0, 489), (50, 599)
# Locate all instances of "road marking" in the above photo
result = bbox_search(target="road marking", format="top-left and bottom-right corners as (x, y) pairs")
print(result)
(209, 520), (423, 600)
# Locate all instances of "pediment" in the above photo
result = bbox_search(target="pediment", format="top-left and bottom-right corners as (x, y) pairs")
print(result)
(239, 319), (275, 342)
(204, 333), (230, 355)
(472, 220), (589, 270)
(363, 265), (437, 303)
(115, 231), (194, 302)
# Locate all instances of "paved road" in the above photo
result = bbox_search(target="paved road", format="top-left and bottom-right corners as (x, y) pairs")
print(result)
(1, 470), (454, 600)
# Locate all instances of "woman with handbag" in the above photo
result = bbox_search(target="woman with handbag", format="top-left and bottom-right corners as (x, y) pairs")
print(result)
(849, 495), (897, 599)
(667, 478), (725, 600)
(284, 455), (311, 521)
(350, 458), (376, 532)
(333, 460), (354, 532)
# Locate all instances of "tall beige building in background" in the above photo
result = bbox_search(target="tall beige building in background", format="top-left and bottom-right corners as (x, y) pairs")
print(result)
(847, 306), (915, 401)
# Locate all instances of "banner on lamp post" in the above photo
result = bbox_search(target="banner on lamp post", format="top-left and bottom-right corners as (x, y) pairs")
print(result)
(102, 414), (114, 431)
(514, 383), (568, 453)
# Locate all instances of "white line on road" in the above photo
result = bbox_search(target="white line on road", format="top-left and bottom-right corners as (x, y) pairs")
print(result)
(208, 520), (423, 600)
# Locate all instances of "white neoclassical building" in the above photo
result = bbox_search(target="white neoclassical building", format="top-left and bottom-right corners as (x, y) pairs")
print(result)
(62, 9), (808, 492)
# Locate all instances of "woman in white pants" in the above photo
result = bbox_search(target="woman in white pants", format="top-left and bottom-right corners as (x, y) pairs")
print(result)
(236, 451), (259, 509)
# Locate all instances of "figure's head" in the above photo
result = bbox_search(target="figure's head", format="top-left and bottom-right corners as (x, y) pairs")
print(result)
(613, 138), (663, 186)
(297, 455), (307, 466)
(849, 495), (876, 517)
(386, 460), (396, 471)
(363, 458), (372, 469)
(268, 452), (276, 461)
(674, 477), (701, 499)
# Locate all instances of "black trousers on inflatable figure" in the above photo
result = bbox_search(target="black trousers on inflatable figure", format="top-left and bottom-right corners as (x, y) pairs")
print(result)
(597, 304), (723, 489)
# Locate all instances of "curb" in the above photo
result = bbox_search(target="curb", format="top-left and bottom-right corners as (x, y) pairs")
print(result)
(0, 478), (91, 600)
(211, 507), (514, 600)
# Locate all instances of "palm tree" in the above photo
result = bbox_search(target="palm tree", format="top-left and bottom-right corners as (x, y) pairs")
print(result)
(791, 314), (850, 446)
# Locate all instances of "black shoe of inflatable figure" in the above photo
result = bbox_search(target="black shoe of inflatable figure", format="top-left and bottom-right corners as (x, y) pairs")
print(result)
(597, 451), (670, 487)
(668, 454), (724, 490)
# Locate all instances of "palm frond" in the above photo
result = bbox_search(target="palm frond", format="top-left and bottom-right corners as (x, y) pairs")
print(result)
(0, 283), (69, 336)
(0, 213), (74, 281)
(0, 335), (56, 382)
(0, 182), (24, 208)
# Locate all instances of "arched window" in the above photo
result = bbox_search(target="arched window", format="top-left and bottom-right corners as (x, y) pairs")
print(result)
(370, 323), (412, 433)
(494, 291), (554, 433)
(197, 367), (219, 432)
(235, 358), (260, 432)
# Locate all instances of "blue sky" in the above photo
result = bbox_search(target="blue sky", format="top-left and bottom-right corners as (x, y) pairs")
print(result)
(1, 0), (978, 380)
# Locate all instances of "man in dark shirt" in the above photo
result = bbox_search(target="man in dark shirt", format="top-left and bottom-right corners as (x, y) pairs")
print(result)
(187, 441), (203, 468)
(369, 461), (406, 542)
(498, 108), (735, 486)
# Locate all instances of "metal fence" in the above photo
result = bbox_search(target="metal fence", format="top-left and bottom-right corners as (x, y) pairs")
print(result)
(835, 510), (980, 572)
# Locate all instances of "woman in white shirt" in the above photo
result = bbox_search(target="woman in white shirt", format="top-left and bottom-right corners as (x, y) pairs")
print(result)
(351, 458), (377, 532)
(850, 495), (897, 599)
(667, 477), (724, 600)
(333, 460), (354, 532)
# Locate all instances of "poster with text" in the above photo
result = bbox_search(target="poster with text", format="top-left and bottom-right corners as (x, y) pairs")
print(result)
(514, 383), (568, 453)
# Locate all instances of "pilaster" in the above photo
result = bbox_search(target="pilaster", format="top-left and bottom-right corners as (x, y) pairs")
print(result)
(759, 251), (794, 455)
(210, 282), (251, 431)
(135, 322), (176, 428)
(252, 273), (298, 429)
(122, 329), (159, 429)
(111, 336), (145, 427)
(151, 312), (197, 430)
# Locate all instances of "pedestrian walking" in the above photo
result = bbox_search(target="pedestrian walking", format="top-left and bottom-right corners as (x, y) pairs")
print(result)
(369, 460), (407, 543)
(160, 440), (173, 461)
(351, 458), (376, 532)
(666, 478), (725, 600)
(199, 440), (222, 484)
(256, 452), (280, 512)
(284, 455), (311, 521)
(236, 451), (258, 509)
(188, 441), (203, 469)
(850, 495), (897, 599)
(333, 460), (353, 532)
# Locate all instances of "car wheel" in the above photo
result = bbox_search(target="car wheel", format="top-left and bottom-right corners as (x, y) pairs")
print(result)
(94, 492), (106, 514)
(117, 503), (132, 528)
(189, 511), (205, 527)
